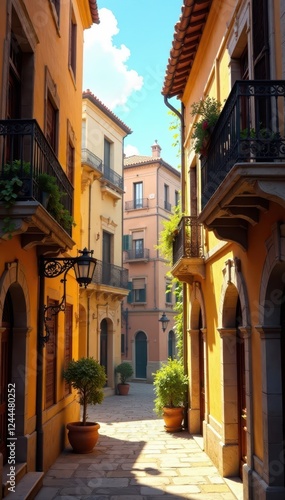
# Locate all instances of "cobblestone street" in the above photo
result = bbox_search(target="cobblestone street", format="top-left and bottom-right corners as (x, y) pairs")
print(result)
(36, 383), (243, 499)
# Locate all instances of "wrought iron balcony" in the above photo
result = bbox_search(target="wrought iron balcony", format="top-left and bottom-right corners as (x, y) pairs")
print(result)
(81, 148), (103, 174)
(124, 248), (150, 261)
(92, 260), (128, 289)
(172, 216), (205, 282)
(102, 164), (123, 191)
(199, 81), (285, 250)
(125, 198), (149, 210)
(0, 119), (74, 249)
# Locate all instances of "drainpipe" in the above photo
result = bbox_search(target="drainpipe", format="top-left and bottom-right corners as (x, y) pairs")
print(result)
(163, 97), (188, 429)
(36, 268), (45, 471)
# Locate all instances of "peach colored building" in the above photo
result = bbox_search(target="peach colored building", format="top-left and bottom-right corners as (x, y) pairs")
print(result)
(122, 142), (180, 381)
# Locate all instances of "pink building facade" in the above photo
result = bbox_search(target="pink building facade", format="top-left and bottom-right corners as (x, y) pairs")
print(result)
(122, 142), (180, 381)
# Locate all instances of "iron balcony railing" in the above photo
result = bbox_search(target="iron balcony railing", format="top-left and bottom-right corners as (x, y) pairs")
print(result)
(124, 248), (150, 261)
(125, 198), (149, 210)
(0, 119), (73, 234)
(81, 148), (103, 173)
(172, 216), (204, 266)
(102, 164), (123, 190)
(92, 259), (129, 289)
(201, 80), (285, 208)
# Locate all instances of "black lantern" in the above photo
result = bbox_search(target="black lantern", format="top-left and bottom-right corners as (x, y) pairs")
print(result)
(159, 312), (170, 332)
(39, 248), (97, 344)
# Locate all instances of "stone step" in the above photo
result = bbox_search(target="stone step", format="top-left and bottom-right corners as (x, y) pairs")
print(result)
(4, 471), (43, 499)
(2, 462), (27, 497)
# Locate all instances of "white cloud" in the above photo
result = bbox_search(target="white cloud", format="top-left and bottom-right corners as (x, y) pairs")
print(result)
(124, 144), (140, 157)
(83, 8), (143, 111)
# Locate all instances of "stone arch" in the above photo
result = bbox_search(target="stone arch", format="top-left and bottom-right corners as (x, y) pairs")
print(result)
(189, 281), (206, 330)
(219, 258), (250, 329)
(99, 316), (114, 387)
(0, 261), (30, 327)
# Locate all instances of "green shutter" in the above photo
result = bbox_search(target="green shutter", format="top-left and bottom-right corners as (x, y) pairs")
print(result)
(123, 235), (132, 251)
(127, 281), (132, 303)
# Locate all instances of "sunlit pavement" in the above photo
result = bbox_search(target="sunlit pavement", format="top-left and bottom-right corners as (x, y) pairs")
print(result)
(35, 382), (243, 499)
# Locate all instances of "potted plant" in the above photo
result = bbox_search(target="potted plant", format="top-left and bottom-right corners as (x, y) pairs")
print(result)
(115, 362), (133, 395)
(153, 358), (188, 432)
(190, 96), (222, 156)
(63, 357), (107, 453)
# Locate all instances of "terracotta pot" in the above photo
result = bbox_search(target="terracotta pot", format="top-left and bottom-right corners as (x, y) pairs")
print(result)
(163, 407), (184, 432)
(117, 383), (130, 395)
(66, 421), (100, 453)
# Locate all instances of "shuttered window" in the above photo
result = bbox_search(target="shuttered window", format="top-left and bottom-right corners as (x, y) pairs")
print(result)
(45, 299), (58, 408)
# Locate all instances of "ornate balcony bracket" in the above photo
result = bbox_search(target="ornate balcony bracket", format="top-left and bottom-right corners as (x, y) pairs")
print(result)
(171, 257), (205, 282)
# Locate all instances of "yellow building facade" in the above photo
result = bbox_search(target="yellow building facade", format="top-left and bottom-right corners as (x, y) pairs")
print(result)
(0, 0), (99, 491)
(80, 91), (131, 391)
(163, 1), (285, 498)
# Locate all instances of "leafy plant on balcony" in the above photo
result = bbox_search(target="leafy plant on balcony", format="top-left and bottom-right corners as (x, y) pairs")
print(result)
(0, 160), (30, 237)
(37, 173), (75, 232)
(190, 96), (222, 156)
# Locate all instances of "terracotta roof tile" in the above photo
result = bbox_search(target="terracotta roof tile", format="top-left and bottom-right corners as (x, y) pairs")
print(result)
(162, 0), (212, 98)
(89, 0), (100, 24)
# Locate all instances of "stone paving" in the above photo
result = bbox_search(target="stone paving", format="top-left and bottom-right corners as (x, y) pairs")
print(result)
(35, 382), (243, 499)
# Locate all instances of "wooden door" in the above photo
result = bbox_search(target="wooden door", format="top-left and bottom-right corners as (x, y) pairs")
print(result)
(100, 319), (108, 381)
(199, 329), (205, 432)
(236, 298), (247, 478)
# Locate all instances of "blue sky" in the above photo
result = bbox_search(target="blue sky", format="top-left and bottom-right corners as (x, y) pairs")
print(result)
(83, 1), (182, 169)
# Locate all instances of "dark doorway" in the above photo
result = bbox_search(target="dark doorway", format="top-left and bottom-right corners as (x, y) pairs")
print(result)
(135, 331), (147, 378)
(100, 319), (108, 380)
(0, 292), (13, 464)
(236, 298), (247, 478)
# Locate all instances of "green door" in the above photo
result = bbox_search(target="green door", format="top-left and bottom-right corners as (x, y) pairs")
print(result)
(135, 331), (147, 378)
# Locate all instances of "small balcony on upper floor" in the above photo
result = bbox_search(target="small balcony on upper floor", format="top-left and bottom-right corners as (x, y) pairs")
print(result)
(172, 216), (205, 282)
(123, 248), (150, 263)
(125, 198), (149, 211)
(81, 148), (123, 203)
(81, 148), (103, 179)
(0, 119), (74, 252)
(91, 259), (129, 300)
(199, 80), (285, 250)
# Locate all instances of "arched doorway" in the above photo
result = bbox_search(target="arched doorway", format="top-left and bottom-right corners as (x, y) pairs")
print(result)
(168, 330), (175, 359)
(0, 292), (13, 463)
(135, 331), (147, 378)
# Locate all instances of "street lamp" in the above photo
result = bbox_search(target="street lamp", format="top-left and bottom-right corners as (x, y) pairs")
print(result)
(39, 247), (97, 345)
(159, 312), (170, 332)
(36, 247), (97, 472)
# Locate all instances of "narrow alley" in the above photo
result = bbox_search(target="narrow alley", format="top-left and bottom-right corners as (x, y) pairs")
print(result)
(35, 383), (243, 499)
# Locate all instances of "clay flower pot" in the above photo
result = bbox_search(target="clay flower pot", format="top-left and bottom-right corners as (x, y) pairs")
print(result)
(66, 422), (100, 453)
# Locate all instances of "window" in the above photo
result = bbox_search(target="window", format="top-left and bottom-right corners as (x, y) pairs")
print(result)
(50, 0), (60, 25)
(64, 304), (72, 396)
(166, 282), (172, 304)
(46, 95), (58, 152)
(127, 278), (146, 303)
(164, 184), (171, 211)
(175, 190), (179, 207)
(67, 140), (74, 184)
(69, 9), (77, 79)
(133, 239), (144, 258)
(45, 299), (58, 408)
(134, 182), (143, 208)
(104, 138), (111, 169)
